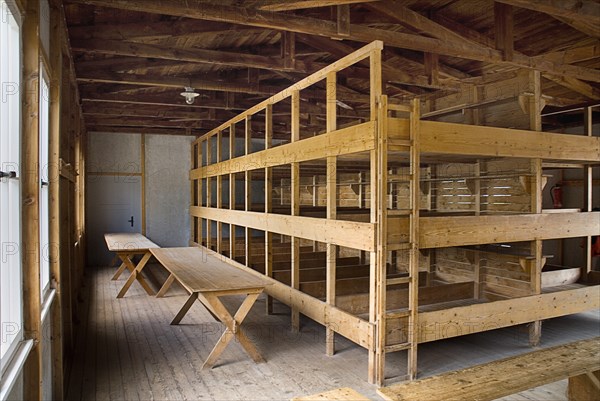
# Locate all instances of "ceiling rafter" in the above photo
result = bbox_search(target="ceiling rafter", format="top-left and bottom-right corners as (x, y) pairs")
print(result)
(495, 0), (600, 38)
(66, 0), (600, 82)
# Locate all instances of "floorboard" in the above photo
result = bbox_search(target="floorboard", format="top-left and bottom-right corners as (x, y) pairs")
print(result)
(66, 265), (600, 401)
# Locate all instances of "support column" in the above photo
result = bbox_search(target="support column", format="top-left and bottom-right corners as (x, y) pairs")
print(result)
(22, 0), (42, 399)
(325, 72), (337, 356)
(528, 70), (543, 346)
(291, 90), (301, 332)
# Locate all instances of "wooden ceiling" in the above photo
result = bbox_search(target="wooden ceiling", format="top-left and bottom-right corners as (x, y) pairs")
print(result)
(63, 0), (600, 137)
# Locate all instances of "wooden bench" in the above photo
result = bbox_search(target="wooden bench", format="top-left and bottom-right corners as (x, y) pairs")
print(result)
(291, 387), (370, 401)
(150, 247), (268, 369)
(377, 337), (600, 401)
(104, 233), (160, 298)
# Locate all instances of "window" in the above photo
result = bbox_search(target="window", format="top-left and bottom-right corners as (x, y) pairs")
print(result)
(39, 65), (50, 300)
(0, 0), (23, 373)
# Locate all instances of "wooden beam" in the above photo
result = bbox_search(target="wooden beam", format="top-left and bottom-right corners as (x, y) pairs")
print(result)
(71, 38), (317, 73)
(416, 286), (600, 343)
(68, 0), (600, 82)
(496, 0), (600, 38)
(191, 207), (376, 252)
(408, 119), (600, 162)
(337, 4), (350, 37)
(49, 1), (64, 398)
(494, 2), (514, 61)
(543, 75), (600, 100)
(22, 0), (42, 399)
(88, 126), (202, 136)
(417, 212), (600, 249)
(192, 121), (376, 178)
(258, 0), (379, 11)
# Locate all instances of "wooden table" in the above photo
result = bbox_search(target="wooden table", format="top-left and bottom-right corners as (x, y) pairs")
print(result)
(150, 247), (268, 369)
(104, 233), (160, 298)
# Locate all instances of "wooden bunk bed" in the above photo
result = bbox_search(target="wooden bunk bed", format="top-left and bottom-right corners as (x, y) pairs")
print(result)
(188, 41), (600, 385)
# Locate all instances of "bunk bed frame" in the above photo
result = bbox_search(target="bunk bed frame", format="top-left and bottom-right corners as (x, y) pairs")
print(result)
(189, 41), (600, 385)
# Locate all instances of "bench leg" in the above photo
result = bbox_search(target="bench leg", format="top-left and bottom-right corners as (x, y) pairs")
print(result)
(117, 252), (154, 298)
(171, 292), (198, 325)
(156, 274), (175, 298)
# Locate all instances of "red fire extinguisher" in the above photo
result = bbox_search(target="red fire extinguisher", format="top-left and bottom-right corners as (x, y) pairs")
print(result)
(550, 184), (563, 209)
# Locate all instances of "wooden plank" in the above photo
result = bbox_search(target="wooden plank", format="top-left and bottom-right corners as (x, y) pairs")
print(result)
(259, 0), (379, 11)
(416, 120), (600, 162)
(150, 247), (266, 293)
(416, 286), (600, 343)
(378, 338), (600, 401)
(194, 245), (373, 349)
(419, 211), (600, 249)
(292, 387), (370, 401)
(104, 233), (159, 252)
(191, 121), (376, 179)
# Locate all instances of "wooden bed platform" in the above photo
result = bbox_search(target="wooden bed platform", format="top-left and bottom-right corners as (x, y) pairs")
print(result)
(188, 41), (600, 385)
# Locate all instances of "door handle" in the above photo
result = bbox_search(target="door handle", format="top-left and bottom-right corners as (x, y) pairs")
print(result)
(41, 180), (49, 187)
(128, 216), (134, 227)
(0, 170), (17, 179)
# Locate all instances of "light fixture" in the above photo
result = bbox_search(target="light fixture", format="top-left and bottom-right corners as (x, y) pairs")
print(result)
(180, 86), (200, 105)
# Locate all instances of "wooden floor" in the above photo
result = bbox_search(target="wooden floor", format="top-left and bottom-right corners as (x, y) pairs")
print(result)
(66, 265), (600, 401)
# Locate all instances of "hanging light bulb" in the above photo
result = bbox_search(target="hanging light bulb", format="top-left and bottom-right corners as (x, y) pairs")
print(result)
(180, 86), (200, 105)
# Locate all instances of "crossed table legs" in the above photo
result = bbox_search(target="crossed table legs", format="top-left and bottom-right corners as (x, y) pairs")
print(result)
(159, 278), (265, 369)
(113, 251), (155, 298)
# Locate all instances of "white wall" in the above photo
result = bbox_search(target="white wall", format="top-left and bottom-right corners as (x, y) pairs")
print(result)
(86, 132), (193, 255)
(145, 134), (194, 246)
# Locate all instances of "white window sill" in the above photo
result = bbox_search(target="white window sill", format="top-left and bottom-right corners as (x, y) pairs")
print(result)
(0, 339), (34, 400)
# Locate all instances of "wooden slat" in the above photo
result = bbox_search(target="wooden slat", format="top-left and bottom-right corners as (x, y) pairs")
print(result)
(191, 121), (376, 179)
(378, 337), (600, 401)
(416, 286), (600, 343)
(104, 233), (159, 252)
(150, 247), (266, 293)
(415, 120), (600, 162)
(418, 212), (600, 249)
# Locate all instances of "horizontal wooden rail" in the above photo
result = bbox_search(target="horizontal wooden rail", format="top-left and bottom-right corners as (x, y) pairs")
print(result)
(378, 337), (600, 401)
(193, 40), (383, 145)
(389, 118), (600, 162)
(191, 121), (375, 179)
(191, 206), (376, 251)
(417, 211), (600, 249)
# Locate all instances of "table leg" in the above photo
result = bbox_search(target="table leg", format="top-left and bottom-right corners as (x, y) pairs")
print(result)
(111, 253), (133, 280)
(156, 274), (175, 298)
(117, 252), (154, 298)
(171, 292), (198, 325)
(201, 291), (265, 369)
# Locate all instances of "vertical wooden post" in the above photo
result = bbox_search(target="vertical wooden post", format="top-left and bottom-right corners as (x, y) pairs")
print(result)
(197, 141), (203, 246)
(22, 0), (42, 398)
(190, 144), (197, 243)
(528, 70), (543, 346)
(291, 90), (301, 332)
(49, 2), (64, 397)
(229, 125), (236, 260)
(494, 2), (514, 61)
(368, 46), (383, 385)
(206, 137), (213, 250)
(407, 98), (421, 381)
(325, 72), (338, 356)
(245, 116), (252, 266)
(265, 105), (274, 314)
(584, 107), (593, 278)
(141, 134), (146, 235)
(216, 131), (223, 254)
(473, 160), (482, 299)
